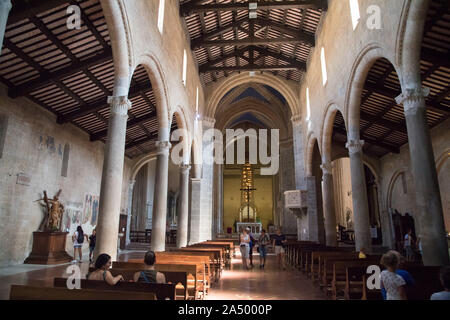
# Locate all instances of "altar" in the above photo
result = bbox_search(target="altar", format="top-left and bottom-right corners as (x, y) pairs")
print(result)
(236, 222), (262, 237)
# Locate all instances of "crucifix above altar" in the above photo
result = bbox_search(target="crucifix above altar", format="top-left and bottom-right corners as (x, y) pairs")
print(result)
(238, 163), (258, 223)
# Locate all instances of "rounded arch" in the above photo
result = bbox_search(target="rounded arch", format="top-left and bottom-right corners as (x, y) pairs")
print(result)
(216, 99), (289, 139)
(306, 133), (320, 177)
(100, 0), (132, 95)
(130, 151), (158, 181)
(436, 147), (450, 174)
(205, 72), (299, 118)
(321, 102), (346, 163)
(133, 54), (170, 140)
(345, 43), (402, 140)
(172, 106), (192, 165)
(386, 168), (409, 210)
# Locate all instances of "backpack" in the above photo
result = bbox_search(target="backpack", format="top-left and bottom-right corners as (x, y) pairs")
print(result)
(77, 231), (84, 244)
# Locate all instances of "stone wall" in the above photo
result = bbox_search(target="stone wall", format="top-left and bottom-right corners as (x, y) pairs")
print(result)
(0, 85), (131, 266)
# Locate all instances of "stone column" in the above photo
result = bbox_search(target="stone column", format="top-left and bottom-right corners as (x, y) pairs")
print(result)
(0, 0), (12, 56)
(216, 163), (224, 235)
(125, 180), (135, 246)
(95, 96), (131, 261)
(396, 87), (449, 266)
(150, 140), (171, 252)
(291, 115), (308, 240)
(189, 177), (202, 244)
(346, 140), (372, 252)
(321, 162), (337, 246)
(306, 176), (319, 243)
(176, 164), (191, 248)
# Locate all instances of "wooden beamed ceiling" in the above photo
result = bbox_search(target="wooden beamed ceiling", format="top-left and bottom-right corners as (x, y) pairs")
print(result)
(0, 0), (173, 158)
(181, 0), (325, 84)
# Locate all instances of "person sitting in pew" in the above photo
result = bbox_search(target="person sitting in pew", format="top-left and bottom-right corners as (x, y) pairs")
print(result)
(86, 253), (124, 285)
(381, 251), (414, 300)
(380, 251), (407, 300)
(133, 251), (166, 284)
(430, 266), (450, 300)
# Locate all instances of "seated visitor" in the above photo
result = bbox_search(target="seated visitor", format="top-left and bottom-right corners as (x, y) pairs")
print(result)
(381, 251), (414, 300)
(430, 266), (450, 300)
(86, 253), (124, 285)
(380, 250), (407, 300)
(133, 251), (166, 284)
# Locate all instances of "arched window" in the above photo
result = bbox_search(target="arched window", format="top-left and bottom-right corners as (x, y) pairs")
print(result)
(61, 143), (70, 177)
(157, 0), (165, 34)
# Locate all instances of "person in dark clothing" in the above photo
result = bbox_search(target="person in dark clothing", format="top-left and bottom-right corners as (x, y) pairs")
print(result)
(272, 229), (287, 270)
(89, 228), (96, 264)
(86, 253), (123, 285)
(133, 250), (166, 283)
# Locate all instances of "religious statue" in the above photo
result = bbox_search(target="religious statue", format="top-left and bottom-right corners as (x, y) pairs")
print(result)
(36, 189), (65, 232)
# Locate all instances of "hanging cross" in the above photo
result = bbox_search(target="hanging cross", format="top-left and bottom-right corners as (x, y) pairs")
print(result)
(240, 186), (257, 221)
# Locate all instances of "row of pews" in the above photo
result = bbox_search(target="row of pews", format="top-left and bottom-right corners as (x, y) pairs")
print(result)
(9, 240), (235, 300)
(285, 241), (443, 300)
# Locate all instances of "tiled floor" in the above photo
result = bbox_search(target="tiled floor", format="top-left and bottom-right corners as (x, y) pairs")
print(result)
(0, 249), (327, 300)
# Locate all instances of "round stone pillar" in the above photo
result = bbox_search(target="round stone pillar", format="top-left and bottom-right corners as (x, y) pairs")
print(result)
(0, 0), (12, 56)
(396, 87), (449, 266)
(321, 162), (337, 246)
(95, 96), (131, 261)
(150, 140), (171, 252)
(125, 180), (135, 246)
(176, 164), (191, 248)
(345, 140), (372, 252)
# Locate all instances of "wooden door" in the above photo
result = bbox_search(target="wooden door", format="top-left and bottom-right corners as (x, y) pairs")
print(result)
(119, 214), (127, 250)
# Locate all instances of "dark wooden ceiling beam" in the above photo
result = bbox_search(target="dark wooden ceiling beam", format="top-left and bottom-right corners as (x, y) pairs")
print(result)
(360, 111), (407, 132)
(8, 0), (69, 25)
(8, 49), (112, 98)
(334, 127), (400, 154)
(254, 47), (307, 71)
(196, 36), (314, 48)
(181, 0), (327, 16)
(201, 64), (300, 72)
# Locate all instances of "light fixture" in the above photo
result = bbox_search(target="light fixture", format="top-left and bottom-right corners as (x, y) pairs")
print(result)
(249, 71), (255, 77)
(249, 11), (257, 19)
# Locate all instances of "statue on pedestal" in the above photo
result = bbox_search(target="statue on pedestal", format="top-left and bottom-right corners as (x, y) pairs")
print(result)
(36, 189), (65, 232)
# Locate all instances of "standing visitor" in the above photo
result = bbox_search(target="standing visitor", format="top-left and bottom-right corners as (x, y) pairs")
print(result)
(72, 226), (88, 263)
(89, 228), (96, 264)
(272, 229), (287, 270)
(430, 266), (450, 300)
(258, 229), (270, 269)
(248, 229), (255, 268)
(240, 227), (251, 270)
(380, 250), (407, 300)
(404, 229), (415, 262)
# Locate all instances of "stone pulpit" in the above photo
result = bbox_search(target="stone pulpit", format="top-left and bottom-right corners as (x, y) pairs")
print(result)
(284, 190), (308, 217)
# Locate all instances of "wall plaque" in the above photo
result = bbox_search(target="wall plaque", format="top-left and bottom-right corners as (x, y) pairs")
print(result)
(17, 173), (31, 186)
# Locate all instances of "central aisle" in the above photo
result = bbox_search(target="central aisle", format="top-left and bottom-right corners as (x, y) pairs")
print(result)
(206, 250), (327, 300)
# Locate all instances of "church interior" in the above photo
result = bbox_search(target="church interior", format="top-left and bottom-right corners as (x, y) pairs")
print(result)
(0, 0), (449, 302)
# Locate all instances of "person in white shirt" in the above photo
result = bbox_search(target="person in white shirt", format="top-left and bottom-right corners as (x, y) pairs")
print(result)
(239, 227), (251, 270)
(404, 229), (415, 262)
(380, 250), (407, 300)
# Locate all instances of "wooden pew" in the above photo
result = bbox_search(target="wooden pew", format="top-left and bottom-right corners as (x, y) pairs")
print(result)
(10, 284), (156, 300)
(310, 249), (356, 281)
(178, 247), (224, 269)
(53, 278), (176, 300)
(112, 262), (204, 300)
(129, 254), (212, 294)
(107, 268), (188, 300)
(190, 243), (230, 266)
(204, 241), (235, 258)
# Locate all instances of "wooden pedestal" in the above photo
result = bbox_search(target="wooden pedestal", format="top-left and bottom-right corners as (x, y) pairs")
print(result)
(24, 232), (73, 265)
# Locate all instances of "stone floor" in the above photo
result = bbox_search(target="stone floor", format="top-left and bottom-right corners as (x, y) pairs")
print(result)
(0, 249), (327, 300)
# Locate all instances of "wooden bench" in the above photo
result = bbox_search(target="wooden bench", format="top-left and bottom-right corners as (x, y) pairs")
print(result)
(190, 243), (230, 266)
(112, 262), (204, 300)
(178, 247), (224, 269)
(310, 249), (357, 281)
(107, 268), (189, 300)
(53, 277), (176, 300)
(203, 241), (235, 258)
(10, 284), (156, 300)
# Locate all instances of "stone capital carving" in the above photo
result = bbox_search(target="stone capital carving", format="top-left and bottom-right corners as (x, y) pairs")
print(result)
(346, 140), (364, 155)
(320, 162), (333, 175)
(179, 164), (191, 174)
(0, 0), (12, 10)
(395, 87), (430, 114)
(202, 117), (216, 128)
(155, 140), (172, 155)
(108, 96), (132, 115)
(291, 114), (302, 125)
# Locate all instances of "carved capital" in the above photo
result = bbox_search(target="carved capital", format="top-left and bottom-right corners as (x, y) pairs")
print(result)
(291, 114), (302, 125)
(129, 180), (136, 190)
(395, 87), (430, 114)
(179, 164), (191, 174)
(108, 96), (132, 115)
(346, 140), (364, 155)
(320, 162), (333, 175)
(155, 140), (172, 155)
(202, 117), (216, 128)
